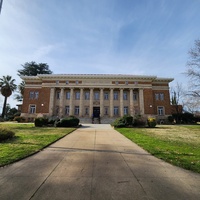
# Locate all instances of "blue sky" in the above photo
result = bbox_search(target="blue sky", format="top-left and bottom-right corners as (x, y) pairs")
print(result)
(0, 0), (200, 108)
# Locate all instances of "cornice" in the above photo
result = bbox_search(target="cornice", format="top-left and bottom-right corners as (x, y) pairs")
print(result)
(20, 76), (40, 80)
(153, 77), (174, 83)
(21, 74), (174, 83)
(37, 74), (157, 80)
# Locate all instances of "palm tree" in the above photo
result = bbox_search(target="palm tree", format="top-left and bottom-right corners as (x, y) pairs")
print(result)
(15, 81), (25, 102)
(0, 75), (17, 118)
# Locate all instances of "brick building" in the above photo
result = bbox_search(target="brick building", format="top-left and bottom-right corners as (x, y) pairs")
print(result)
(20, 74), (173, 123)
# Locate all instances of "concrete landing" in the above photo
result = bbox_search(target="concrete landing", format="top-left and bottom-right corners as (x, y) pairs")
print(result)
(0, 124), (199, 200)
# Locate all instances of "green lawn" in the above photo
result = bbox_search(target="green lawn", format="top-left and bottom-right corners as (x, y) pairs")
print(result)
(0, 123), (76, 166)
(116, 125), (200, 173)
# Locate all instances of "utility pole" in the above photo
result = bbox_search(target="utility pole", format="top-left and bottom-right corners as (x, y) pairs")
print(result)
(0, 0), (3, 14)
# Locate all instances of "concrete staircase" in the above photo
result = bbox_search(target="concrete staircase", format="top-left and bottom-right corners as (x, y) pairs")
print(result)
(79, 117), (116, 124)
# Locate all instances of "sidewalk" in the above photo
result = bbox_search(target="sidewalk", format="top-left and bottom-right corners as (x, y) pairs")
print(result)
(0, 124), (200, 200)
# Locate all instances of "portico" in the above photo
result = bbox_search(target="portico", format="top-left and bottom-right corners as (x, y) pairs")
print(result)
(48, 87), (141, 118)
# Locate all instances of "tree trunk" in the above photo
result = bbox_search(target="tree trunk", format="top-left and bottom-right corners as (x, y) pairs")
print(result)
(2, 96), (7, 118)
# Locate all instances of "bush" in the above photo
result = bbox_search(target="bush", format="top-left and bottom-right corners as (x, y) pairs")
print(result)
(67, 116), (80, 127)
(168, 116), (174, 123)
(14, 116), (26, 123)
(55, 116), (79, 127)
(122, 115), (133, 126)
(0, 128), (15, 142)
(172, 112), (196, 124)
(34, 117), (48, 127)
(133, 115), (146, 127)
(112, 118), (126, 128)
(147, 117), (156, 128)
(0, 117), (4, 122)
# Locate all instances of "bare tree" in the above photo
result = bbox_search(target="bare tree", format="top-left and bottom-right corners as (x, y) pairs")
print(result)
(170, 82), (184, 115)
(186, 39), (200, 97)
(184, 95), (200, 114)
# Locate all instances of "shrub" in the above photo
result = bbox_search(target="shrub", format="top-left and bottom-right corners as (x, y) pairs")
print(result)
(48, 116), (57, 125)
(112, 118), (126, 128)
(171, 112), (198, 124)
(147, 117), (156, 128)
(14, 112), (21, 117)
(133, 115), (146, 127)
(34, 117), (48, 127)
(168, 116), (174, 123)
(55, 116), (79, 127)
(54, 119), (61, 127)
(14, 116), (26, 123)
(0, 117), (4, 122)
(67, 116), (80, 127)
(122, 115), (133, 126)
(0, 128), (15, 142)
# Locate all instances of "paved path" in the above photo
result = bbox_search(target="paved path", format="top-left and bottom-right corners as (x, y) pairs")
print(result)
(0, 124), (200, 200)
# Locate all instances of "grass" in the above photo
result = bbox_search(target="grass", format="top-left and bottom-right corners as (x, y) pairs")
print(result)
(0, 123), (76, 166)
(116, 125), (200, 173)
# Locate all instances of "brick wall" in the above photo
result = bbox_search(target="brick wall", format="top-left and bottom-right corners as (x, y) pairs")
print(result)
(153, 90), (171, 115)
(143, 89), (154, 114)
(21, 87), (51, 114)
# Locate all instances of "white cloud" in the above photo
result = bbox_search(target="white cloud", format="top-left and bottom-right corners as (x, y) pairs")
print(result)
(0, 0), (200, 109)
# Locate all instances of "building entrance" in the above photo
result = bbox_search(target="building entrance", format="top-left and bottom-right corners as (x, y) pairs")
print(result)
(93, 107), (100, 118)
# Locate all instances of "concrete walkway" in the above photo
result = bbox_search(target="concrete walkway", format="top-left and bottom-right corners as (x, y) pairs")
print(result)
(0, 124), (200, 200)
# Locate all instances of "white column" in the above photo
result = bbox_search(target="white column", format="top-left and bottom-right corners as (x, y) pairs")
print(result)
(89, 88), (94, 117)
(139, 88), (144, 115)
(59, 88), (64, 117)
(69, 88), (74, 115)
(120, 88), (124, 117)
(79, 88), (84, 117)
(49, 88), (55, 116)
(100, 88), (104, 117)
(110, 88), (114, 117)
(129, 89), (134, 116)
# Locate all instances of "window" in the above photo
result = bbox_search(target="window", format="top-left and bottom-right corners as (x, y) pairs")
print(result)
(155, 93), (159, 100)
(75, 106), (79, 115)
(155, 93), (164, 101)
(123, 92), (128, 100)
(104, 92), (109, 100)
(29, 91), (39, 99)
(75, 92), (80, 100)
(66, 80), (69, 84)
(94, 92), (99, 100)
(105, 107), (109, 115)
(114, 91), (118, 100)
(66, 91), (70, 99)
(35, 92), (39, 99)
(29, 105), (36, 114)
(158, 106), (164, 115)
(85, 107), (89, 115)
(65, 106), (70, 115)
(76, 80), (79, 84)
(160, 93), (164, 101)
(125, 81), (128, 85)
(29, 92), (34, 99)
(124, 106), (128, 115)
(114, 106), (119, 116)
(133, 93), (137, 101)
(85, 92), (90, 100)
(56, 91), (60, 99)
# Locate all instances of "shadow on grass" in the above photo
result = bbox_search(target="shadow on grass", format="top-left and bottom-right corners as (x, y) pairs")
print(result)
(0, 136), (21, 144)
